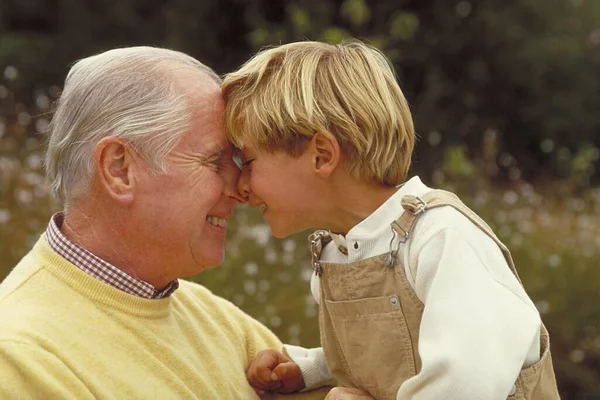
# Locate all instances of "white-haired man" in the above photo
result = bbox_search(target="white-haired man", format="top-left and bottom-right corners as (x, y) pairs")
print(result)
(0, 47), (326, 399)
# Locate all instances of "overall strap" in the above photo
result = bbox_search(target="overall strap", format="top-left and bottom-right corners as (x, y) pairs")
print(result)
(308, 230), (332, 276)
(392, 189), (523, 284)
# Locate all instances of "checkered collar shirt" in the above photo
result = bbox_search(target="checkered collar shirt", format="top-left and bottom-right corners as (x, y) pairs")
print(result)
(44, 213), (179, 299)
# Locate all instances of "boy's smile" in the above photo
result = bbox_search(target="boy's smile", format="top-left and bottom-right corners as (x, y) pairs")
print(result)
(236, 147), (324, 238)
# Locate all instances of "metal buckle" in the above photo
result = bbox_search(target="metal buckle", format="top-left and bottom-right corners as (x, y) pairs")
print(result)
(391, 220), (410, 243)
(410, 195), (428, 214)
(309, 231), (326, 276)
(310, 230), (325, 246)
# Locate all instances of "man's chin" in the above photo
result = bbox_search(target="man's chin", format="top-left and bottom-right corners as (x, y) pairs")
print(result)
(189, 251), (225, 275)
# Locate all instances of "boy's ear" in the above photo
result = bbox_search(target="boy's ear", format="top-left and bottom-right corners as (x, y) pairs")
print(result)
(93, 136), (136, 205)
(309, 132), (340, 178)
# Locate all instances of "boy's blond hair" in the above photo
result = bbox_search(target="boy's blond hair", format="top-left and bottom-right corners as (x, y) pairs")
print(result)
(222, 40), (415, 185)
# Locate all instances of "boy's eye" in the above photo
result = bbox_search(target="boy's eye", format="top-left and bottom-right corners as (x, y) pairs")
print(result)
(232, 147), (254, 170)
(240, 159), (254, 169)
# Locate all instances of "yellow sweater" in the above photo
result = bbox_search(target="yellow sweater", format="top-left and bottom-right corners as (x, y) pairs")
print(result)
(0, 237), (326, 400)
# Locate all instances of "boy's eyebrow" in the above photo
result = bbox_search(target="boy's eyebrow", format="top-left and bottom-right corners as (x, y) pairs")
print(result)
(233, 147), (244, 158)
(236, 146), (256, 158)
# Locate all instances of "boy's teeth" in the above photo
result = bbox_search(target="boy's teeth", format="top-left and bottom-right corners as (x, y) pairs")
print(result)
(206, 216), (228, 228)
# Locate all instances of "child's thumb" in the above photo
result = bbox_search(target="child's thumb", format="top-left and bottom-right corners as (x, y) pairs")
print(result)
(271, 361), (296, 381)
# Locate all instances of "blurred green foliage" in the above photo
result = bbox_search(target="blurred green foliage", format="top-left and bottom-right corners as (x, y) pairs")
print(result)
(0, 0), (598, 183)
(1, 0), (599, 398)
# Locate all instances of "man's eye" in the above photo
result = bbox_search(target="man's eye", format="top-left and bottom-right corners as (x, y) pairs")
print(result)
(211, 159), (225, 171)
(203, 150), (227, 171)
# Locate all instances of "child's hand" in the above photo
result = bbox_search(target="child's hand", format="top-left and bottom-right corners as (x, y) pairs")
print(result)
(247, 349), (305, 396)
(325, 387), (374, 400)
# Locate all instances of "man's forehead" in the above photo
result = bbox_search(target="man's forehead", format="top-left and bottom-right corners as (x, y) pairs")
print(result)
(186, 103), (228, 151)
(170, 117), (228, 160)
(186, 76), (223, 120)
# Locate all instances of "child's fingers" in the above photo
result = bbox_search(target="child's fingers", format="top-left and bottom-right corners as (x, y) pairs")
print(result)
(247, 350), (287, 390)
(257, 364), (273, 382)
(249, 368), (280, 391)
(257, 349), (283, 371)
(257, 364), (282, 388)
(248, 351), (277, 377)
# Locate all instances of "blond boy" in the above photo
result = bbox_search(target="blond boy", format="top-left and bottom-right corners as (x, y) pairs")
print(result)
(222, 40), (559, 400)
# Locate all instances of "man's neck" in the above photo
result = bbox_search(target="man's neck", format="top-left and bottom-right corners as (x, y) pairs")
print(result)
(62, 199), (171, 290)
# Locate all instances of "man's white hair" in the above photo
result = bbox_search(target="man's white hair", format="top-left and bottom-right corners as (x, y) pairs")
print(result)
(45, 46), (220, 203)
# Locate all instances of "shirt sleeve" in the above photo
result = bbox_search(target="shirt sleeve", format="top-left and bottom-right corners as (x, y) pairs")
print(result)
(0, 340), (93, 400)
(397, 224), (541, 400)
(283, 345), (334, 390)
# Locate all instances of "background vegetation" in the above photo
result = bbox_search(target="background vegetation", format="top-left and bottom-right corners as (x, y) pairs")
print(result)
(0, 0), (598, 398)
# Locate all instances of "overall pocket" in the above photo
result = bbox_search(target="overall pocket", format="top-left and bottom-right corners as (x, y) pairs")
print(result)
(507, 326), (559, 400)
(325, 295), (416, 400)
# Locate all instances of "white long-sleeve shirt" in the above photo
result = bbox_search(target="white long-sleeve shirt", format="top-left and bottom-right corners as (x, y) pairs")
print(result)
(285, 176), (541, 399)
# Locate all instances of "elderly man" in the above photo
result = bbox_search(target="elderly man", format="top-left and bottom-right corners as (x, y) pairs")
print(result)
(0, 47), (325, 399)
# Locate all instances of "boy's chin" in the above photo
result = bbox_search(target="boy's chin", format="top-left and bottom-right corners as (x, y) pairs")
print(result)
(269, 227), (293, 239)
(268, 223), (304, 239)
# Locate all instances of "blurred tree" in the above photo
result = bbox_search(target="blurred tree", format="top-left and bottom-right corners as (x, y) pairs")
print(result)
(1, 0), (599, 397)
(233, 0), (600, 186)
(1, 0), (598, 186)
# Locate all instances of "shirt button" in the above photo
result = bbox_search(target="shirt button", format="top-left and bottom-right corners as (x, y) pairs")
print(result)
(390, 296), (399, 306)
(353, 241), (359, 250)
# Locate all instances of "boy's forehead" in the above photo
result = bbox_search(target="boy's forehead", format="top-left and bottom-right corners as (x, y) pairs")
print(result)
(233, 145), (255, 156)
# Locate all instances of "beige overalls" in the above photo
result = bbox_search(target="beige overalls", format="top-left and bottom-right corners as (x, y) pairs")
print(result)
(309, 189), (560, 400)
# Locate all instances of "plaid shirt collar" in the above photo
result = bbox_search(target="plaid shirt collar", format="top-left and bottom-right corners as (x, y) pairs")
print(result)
(45, 213), (179, 299)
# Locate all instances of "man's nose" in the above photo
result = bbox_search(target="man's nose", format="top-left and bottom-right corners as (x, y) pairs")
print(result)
(219, 158), (246, 204)
(224, 170), (246, 205)
(225, 184), (246, 205)
(236, 169), (250, 203)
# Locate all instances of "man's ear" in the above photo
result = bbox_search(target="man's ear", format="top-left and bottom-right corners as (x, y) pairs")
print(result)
(310, 132), (341, 178)
(93, 136), (136, 205)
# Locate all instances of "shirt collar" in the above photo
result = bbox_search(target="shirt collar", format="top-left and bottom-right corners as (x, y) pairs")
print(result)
(330, 176), (431, 253)
(45, 213), (179, 299)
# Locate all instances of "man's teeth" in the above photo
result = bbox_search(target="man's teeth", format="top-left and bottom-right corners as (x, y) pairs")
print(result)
(206, 216), (228, 228)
